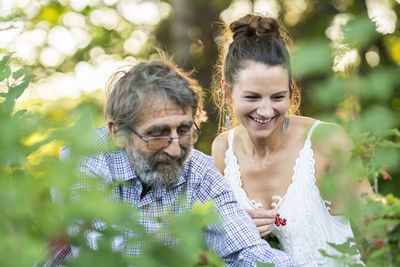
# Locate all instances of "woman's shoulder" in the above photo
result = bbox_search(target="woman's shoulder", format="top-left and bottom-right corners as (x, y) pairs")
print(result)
(288, 115), (320, 138)
(290, 115), (344, 133)
(292, 116), (352, 151)
(289, 115), (318, 128)
(212, 131), (229, 152)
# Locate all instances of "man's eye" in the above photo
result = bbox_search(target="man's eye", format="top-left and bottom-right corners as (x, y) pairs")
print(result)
(178, 127), (190, 136)
(150, 130), (169, 137)
(150, 135), (170, 141)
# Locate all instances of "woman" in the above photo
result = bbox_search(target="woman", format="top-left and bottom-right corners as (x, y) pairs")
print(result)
(211, 14), (373, 266)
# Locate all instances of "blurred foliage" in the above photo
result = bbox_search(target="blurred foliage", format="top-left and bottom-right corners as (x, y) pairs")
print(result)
(0, 56), (224, 266)
(288, 2), (400, 266)
(1, 0), (400, 266)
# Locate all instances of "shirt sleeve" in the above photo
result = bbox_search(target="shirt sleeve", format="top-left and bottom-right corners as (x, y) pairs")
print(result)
(196, 159), (298, 267)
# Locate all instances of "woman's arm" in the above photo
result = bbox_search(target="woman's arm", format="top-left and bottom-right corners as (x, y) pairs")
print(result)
(211, 131), (229, 175)
(314, 123), (374, 214)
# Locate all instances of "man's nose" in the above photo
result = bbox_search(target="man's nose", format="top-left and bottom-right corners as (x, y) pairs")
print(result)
(163, 137), (182, 158)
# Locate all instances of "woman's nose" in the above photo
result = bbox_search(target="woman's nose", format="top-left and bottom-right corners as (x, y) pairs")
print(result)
(257, 100), (273, 117)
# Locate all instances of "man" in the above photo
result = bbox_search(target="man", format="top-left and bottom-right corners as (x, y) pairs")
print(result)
(58, 59), (298, 266)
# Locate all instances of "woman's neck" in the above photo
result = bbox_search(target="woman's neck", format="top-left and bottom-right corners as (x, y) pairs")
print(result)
(239, 121), (288, 160)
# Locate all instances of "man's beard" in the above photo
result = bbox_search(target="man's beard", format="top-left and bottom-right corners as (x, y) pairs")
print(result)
(126, 143), (191, 189)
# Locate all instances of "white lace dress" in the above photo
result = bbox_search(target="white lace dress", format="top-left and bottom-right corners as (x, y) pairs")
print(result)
(224, 121), (361, 266)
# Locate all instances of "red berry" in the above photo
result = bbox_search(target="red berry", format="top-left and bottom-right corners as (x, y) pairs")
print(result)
(199, 253), (208, 263)
(382, 173), (391, 180)
(372, 239), (384, 248)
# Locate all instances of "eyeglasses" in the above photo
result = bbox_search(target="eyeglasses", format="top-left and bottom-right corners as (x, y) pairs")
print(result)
(128, 123), (201, 151)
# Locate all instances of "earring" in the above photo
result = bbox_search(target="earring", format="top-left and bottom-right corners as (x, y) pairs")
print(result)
(283, 115), (290, 132)
(225, 108), (231, 131)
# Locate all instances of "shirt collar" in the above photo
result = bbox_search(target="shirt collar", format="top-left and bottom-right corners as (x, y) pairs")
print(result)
(109, 149), (137, 181)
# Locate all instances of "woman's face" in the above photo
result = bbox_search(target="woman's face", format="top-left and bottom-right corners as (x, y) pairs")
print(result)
(229, 61), (290, 138)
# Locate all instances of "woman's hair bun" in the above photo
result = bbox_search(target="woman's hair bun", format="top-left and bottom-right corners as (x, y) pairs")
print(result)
(230, 14), (281, 41)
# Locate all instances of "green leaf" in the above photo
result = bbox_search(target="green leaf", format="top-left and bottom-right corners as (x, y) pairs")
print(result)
(12, 67), (28, 80)
(369, 246), (389, 259)
(0, 54), (11, 70)
(377, 128), (400, 138)
(0, 65), (11, 82)
(256, 263), (275, 267)
(292, 38), (333, 78)
(312, 76), (346, 107)
(358, 68), (398, 101)
(342, 15), (380, 49)
(326, 240), (359, 255)
(374, 148), (400, 172)
(378, 140), (400, 149)
(358, 106), (397, 133)
(13, 109), (27, 119)
(8, 75), (34, 99)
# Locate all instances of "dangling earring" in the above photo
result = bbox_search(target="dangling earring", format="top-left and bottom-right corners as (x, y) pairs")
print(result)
(283, 115), (290, 132)
(225, 108), (231, 131)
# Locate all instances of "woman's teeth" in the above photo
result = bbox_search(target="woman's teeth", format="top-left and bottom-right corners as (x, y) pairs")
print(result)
(252, 117), (272, 124)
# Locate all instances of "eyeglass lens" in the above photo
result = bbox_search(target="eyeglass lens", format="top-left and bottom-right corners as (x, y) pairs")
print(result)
(147, 132), (198, 150)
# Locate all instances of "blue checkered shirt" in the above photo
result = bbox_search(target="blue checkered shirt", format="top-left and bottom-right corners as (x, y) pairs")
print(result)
(58, 127), (298, 267)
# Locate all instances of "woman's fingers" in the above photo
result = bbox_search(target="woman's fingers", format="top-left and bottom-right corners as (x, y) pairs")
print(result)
(246, 208), (277, 219)
(258, 224), (273, 237)
(253, 217), (275, 227)
(245, 208), (277, 237)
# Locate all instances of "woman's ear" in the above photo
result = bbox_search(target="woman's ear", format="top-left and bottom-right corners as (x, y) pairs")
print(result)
(221, 78), (232, 103)
(108, 120), (126, 148)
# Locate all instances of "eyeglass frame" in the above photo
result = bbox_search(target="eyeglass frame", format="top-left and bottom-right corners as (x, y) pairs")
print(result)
(128, 122), (201, 150)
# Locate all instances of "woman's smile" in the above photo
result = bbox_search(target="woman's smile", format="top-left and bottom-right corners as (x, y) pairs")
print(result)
(249, 115), (275, 127)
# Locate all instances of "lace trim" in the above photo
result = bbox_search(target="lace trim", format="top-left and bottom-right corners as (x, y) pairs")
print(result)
(223, 121), (332, 214)
(271, 195), (282, 209)
(272, 121), (326, 211)
(223, 121), (361, 265)
(224, 129), (262, 209)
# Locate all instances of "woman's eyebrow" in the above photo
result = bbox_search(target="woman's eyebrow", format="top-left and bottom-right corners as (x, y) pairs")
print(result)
(241, 91), (260, 94)
(272, 90), (289, 95)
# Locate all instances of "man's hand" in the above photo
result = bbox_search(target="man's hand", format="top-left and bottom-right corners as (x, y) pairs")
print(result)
(246, 208), (277, 237)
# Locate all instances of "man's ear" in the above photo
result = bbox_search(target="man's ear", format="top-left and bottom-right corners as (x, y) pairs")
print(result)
(108, 120), (116, 136)
(108, 120), (126, 148)
(221, 78), (232, 103)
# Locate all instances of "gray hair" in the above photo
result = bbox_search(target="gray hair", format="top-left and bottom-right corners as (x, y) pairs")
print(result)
(106, 59), (206, 140)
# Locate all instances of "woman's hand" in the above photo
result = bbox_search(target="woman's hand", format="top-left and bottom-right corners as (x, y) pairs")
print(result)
(246, 208), (277, 237)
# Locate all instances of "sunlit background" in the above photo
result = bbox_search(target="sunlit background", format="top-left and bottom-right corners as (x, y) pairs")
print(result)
(1, 3), (400, 265)
(1, 0), (398, 102)
(1, 0), (400, 166)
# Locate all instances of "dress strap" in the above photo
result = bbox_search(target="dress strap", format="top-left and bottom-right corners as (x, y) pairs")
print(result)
(306, 120), (321, 142)
(227, 129), (235, 149)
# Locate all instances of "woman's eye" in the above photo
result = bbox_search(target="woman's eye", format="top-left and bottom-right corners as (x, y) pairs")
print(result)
(273, 95), (285, 100)
(244, 95), (259, 100)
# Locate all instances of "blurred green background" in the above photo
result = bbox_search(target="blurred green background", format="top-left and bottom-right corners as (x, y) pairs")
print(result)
(1, 0), (400, 266)
(2, 0), (398, 194)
